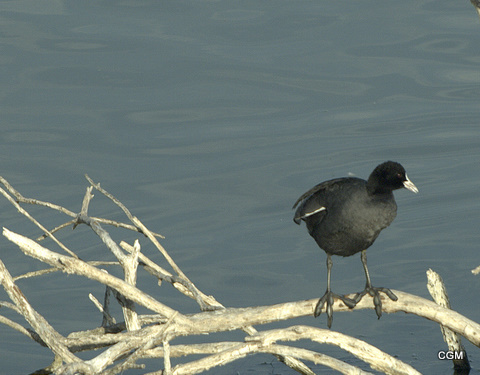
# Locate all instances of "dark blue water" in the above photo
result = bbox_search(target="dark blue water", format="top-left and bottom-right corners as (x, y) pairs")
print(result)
(0, 1), (479, 374)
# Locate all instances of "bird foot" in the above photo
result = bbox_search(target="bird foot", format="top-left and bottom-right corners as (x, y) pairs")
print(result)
(314, 291), (357, 328)
(352, 286), (398, 319)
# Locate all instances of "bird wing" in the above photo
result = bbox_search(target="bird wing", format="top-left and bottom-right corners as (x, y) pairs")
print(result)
(293, 203), (326, 224)
(292, 181), (330, 224)
(292, 177), (363, 225)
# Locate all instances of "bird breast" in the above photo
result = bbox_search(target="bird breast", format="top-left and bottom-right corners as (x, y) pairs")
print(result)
(310, 195), (397, 256)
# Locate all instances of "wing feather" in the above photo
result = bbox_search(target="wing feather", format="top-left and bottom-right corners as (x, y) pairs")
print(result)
(292, 177), (364, 224)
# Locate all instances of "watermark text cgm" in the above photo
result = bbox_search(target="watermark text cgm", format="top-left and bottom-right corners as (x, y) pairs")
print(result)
(437, 350), (465, 360)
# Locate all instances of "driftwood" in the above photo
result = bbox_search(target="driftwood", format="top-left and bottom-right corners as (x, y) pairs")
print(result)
(0, 176), (478, 375)
(472, 0), (480, 20)
(427, 269), (470, 371)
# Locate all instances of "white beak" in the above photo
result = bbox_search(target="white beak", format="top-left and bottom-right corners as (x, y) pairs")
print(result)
(403, 174), (418, 193)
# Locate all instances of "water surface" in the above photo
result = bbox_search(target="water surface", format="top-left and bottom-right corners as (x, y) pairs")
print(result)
(0, 1), (479, 374)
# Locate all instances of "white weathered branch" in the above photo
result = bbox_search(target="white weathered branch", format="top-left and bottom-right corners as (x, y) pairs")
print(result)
(0, 186), (78, 258)
(4, 227), (480, 347)
(119, 239), (141, 331)
(2, 228), (192, 328)
(1, 176), (478, 375)
(248, 326), (420, 375)
(0, 258), (80, 364)
(472, 265), (480, 275)
(427, 269), (470, 370)
(182, 292), (480, 348)
(145, 342), (373, 375)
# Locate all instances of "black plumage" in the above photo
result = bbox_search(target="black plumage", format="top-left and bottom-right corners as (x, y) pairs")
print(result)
(293, 161), (418, 327)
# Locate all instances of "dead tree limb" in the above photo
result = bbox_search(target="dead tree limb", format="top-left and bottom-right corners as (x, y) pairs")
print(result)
(0, 176), (478, 375)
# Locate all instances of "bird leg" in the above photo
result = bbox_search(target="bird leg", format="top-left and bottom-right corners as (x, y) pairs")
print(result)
(352, 250), (398, 319)
(315, 254), (356, 328)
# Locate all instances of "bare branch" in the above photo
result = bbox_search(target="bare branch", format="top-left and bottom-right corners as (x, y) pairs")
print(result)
(248, 326), (421, 375)
(427, 269), (470, 371)
(85, 174), (164, 239)
(145, 342), (372, 375)
(3, 228), (192, 328)
(35, 219), (76, 241)
(472, 265), (480, 275)
(122, 239), (141, 331)
(0, 186), (78, 258)
(0, 258), (79, 363)
(89, 292), (116, 326)
(1, 176), (478, 375)
(13, 261), (119, 282)
(0, 176), (77, 217)
(260, 345), (373, 375)
(183, 291), (480, 348)
(121, 240), (222, 311)
(0, 313), (45, 345)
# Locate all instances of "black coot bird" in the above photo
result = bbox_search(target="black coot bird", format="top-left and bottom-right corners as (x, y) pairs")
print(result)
(293, 161), (418, 327)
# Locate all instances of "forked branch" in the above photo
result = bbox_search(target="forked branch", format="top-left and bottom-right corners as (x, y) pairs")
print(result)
(0, 176), (477, 375)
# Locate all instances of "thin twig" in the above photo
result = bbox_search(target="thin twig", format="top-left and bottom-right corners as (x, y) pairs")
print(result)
(89, 292), (116, 326)
(0, 186), (78, 258)
(35, 219), (76, 241)
(1, 176), (479, 375)
(36, 217), (163, 241)
(0, 176), (77, 217)
(121, 241), (222, 311)
(0, 314), (45, 345)
(0, 258), (80, 363)
(85, 174), (164, 239)
(13, 261), (119, 281)
(3, 228), (191, 327)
